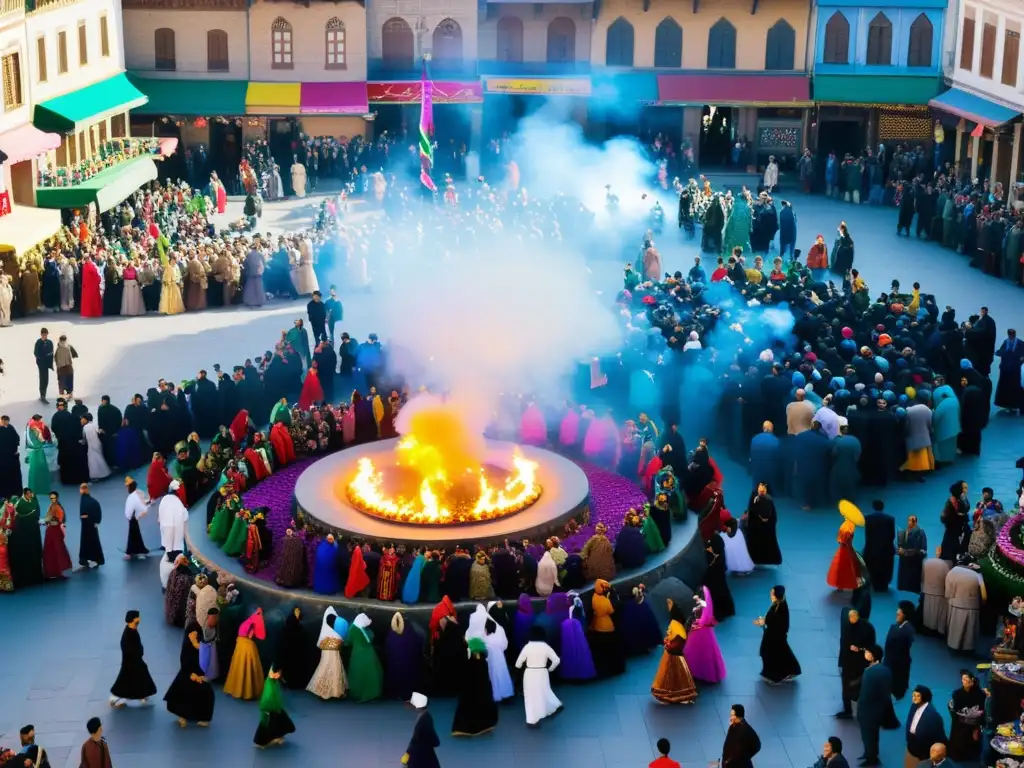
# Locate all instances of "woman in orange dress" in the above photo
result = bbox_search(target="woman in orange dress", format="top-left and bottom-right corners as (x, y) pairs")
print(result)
(651, 598), (697, 704)
(42, 491), (73, 580)
(826, 519), (861, 590)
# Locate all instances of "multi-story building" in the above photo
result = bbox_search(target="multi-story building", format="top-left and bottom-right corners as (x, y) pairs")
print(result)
(0, 0), (146, 264)
(810, 0), (948, 159)
(932, 0), (1023, 191)
(124, 0), (371, 182)
(587, 0), (813, 168)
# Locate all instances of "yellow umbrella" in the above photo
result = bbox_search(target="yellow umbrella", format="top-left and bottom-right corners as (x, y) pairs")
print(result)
(839, 499), (865, 527)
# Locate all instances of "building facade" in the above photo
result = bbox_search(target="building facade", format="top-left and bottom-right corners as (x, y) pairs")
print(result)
(0, 0), (147, 263)
(931, 0), (1023, 192)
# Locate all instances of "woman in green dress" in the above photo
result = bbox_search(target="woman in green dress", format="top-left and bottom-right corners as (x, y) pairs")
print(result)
(721, 190), (753, 257)
(222, 508), (250, 557)
(24, 421), (51, 497)
(345, 613), (383, 702)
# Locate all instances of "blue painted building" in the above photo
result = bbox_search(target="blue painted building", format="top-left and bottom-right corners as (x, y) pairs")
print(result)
(811, 0), (948, 154)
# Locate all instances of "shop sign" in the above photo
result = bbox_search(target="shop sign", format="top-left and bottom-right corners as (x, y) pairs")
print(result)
(484, 78), (591, 97)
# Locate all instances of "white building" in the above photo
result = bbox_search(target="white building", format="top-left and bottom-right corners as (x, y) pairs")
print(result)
(934, 0), (1024, 192)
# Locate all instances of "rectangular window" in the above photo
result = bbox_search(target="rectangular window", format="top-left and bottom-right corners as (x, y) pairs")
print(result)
(36, 36), (47, 82)
(980, 22), (997, 78)
(1, 53), (23, 110)
(960, 16), (975, 70)
(78, 21), (88, 66)
(1003, 30), (1020, 87)
(58, 30), (68, 74)
(100, 15), (110, 57)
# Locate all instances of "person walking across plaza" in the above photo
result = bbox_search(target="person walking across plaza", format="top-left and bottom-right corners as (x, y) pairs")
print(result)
(307, 290), (328, 345)
(54, 334), (78, 399)
(79, 717), (112, 768)
(33, 327), (54, 404)
(856, 645), (893, 767)
(78, 483), (105, 570)
(721, 704), (761, 768)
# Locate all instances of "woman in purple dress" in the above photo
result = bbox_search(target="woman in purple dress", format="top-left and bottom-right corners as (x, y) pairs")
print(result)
(557, 594), (596, 682)
(620, 584), (663, 656)
(536, 592), (571, 654)
(683, 586), (727, 683)
(384, 611), (423, 701)
(512, 594), (534, 655)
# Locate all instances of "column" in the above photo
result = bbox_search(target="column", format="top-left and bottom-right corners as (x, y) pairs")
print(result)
(971, 133), (981, 179)
(990, 134), (1001, 184)
(469, 103), (482, 154)
(801, 108), (811, 153)
(1009, 123), (1023, 202)
(955, 126), (964, 163)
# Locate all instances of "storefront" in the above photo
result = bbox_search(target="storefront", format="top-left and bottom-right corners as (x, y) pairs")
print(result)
(299, 82), (370, 140)
(813, 75), (942, 157)
(588, 72), (659, 142)
(655, 73), (811, 170)
(367, 80), (482, 148)
(0, 124), (62, 265)
(928, 86), (1022, 190)
(481, 77), (590, 140)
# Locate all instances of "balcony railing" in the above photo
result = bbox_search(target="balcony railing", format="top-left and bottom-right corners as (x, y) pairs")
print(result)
(25, 0), (81, 13)
(0, 0), (24, 18)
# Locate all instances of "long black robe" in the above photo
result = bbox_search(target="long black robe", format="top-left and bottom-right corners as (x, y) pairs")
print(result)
(965, 314), (997, 375)
(0, 423), (21, 501)
(185, 377), (220, 439)
(882, 621), (914, 700)
(164, 620), (216, 722)
(78, 493), (105, 566)
(450, 654), (498, 736)
(745, 493), (782, 565)
(862, 512), (896, 591)
(957, 384), (987, 455)
(110, 626), (158, 700)
(838, 616), (875, 711)
(51, 408), (88, 484)
(406, 711), (441, 768)
(216, 375), (240, 428)
(275, 611), (317, 690)
(847, 407), (898, 486)
(430, 620), (468, 698)
(759, 599), (801, 683)
(703, 534), (735, 620)
(9, 496), (44, 588)
(97, 402), (122, 468)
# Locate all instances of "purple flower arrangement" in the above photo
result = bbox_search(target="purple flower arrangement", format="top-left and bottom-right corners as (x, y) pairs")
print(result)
(996, 512), (1024, 568)
(230, 454), (649, 592)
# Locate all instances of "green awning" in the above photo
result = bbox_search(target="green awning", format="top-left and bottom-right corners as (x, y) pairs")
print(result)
(35, 157), (158, 212)
(33, 73), (148, 133)
(813, 75), (943, 106)
(128, 77), (248, 116)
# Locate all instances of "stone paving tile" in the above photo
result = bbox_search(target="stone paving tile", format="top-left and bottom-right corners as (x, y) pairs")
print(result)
(1, 193), (1022, 766)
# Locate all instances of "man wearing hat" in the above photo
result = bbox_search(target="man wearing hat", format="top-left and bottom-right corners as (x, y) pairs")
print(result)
(403, 693), (440, 767)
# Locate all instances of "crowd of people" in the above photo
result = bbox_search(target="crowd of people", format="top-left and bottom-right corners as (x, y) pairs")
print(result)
(3, 154), (1024, 767)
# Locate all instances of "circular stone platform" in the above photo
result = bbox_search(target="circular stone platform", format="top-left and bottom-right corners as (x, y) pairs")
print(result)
(293, 439), (590, 550)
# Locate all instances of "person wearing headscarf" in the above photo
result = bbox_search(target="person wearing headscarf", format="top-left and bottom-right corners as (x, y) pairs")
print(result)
(756, 585), (801, 684)
(514, 625), (562, 726)
(940, 481), (970, 562)
(429, 597), (466, 698)
(275, 606), (315, 690)
(931, 381), (960, 464)
(253, 666), (295, 748)
(904, 685), (946, 768)
(157, 483), (188, 554)
(704, 532), (736, 620)
(465, 603), (491, 643)
(311, 534), (340, 594)
(743, 484), (781, 566)
(482, 617), (513, 702)
(223, 608), (266, 701)
(684, 586), (727, 684)
(163, 614), (215, 727)
(109, 610), (158, 708)
(535, 549), (559, 598)
(306, 607), (347, 700)
(948, 670), (986, 762)
(385, 612), (423, 701)
(826, 519), (861, 591)
(557, 593), (596, 681)
(163, 551), (192, 627)
(651, 597), (697, 704)
(580, 523), (616, 582)
(346, 613), (384, 702)
(587, 579), (625, 678)
(344, 544), (371, 598)
(403, 693), (441, 768)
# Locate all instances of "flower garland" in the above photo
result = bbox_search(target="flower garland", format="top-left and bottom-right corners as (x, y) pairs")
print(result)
(997, 512), (1024, 568)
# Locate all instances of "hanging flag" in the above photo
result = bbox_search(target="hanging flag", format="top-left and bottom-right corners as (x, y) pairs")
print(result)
(418, 59), (437, 193)
(970, 122), (984, 138)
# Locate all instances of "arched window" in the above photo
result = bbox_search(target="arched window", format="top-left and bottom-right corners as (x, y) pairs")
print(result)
(496, 16), (523, 62)
(325, 17), (346, 69)
(764, 19), (795, 70)
(653, 17), (682, 68)
(822, 11), (849, 64)
(432, 18), (463, 66)
(907, 13), (933, 67)
(154, 27), (175, 71)
(547, 17), (575, 63)
(207, 29), (228, 71)
(271, 17), (293, 69)
(706, 18), (736, 69)
(382, 17), (414, 70)
(605, 17), (634, 66)
(866, 12), (893, 65)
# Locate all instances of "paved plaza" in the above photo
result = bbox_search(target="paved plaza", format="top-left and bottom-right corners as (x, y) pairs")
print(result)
(0, 190), (1021, 768)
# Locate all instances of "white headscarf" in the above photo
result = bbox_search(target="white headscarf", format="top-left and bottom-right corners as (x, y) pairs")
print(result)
(569, 593), (584, 621)
(318, 606), (342, 646)
(465, 603), (489, 642)
(353, 612), (371, 639)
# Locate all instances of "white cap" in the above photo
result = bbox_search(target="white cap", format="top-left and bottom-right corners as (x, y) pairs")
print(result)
(169, 480), (181, 491)
(410, 692), (428, 709)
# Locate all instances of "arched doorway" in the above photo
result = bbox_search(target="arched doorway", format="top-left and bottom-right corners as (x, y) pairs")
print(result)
(381, 17), (414, 70)
(698, 105), (736, 167)
(432, 18), (463, 67)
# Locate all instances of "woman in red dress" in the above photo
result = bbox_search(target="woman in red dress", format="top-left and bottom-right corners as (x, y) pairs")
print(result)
(230, 409), (251, 450)
(826, 519), (861, 590)
(269, 422), (296, 466)
(80, 257), (103, 318)
(0, 500), (15, 591)
(147, 452), (172, 500)
(42, 491), (73, 579)
(298, 363), (324, 410)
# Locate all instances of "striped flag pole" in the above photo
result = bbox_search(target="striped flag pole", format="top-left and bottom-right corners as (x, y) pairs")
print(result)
(419, 55), (437, 192)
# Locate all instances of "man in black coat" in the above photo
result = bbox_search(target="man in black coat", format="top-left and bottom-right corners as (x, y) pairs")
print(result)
(857, 645), (893, 766)
(33, 328), (54, 403)
(863, 500), (896, 591)
(884, 601), (917, 700)
(96, 395), (122, 469)
(184, 370), (220, 439)
(722, 703), (761, 768)
(813, 737), (850, 768)
(0, 415), (22, 501)
(837, 608), (876, 719)
(905, 685), (947, 765)
(50, 398), (88, 485)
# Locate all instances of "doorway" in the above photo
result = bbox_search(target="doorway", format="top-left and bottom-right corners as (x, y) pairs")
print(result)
(699, 105), (736, 167)
(817, 119), (863, 160)
(210, 119), (244, 193)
